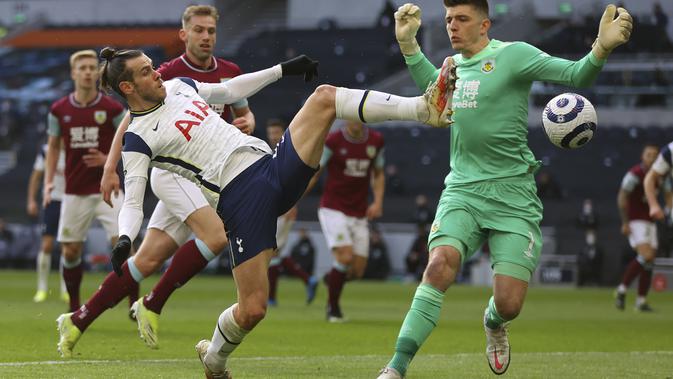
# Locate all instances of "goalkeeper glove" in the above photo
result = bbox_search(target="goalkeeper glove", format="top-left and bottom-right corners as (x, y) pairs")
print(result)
(280, 55), (319, 82)
(111, 235), (132, 277)
(593, 4), (633, 59)
(394, 3), (422, 56)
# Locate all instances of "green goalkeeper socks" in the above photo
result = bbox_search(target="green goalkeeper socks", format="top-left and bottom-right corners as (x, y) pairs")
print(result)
(388, 283), (444, 376)
(485, 296), (507, 329)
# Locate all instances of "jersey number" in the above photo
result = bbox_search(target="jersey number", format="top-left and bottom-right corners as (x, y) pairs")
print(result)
(174, 101), (210, 141)
(344, 159), (370, 177)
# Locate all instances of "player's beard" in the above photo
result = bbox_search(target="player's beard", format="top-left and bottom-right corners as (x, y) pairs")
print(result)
(138, 86), (166, 104)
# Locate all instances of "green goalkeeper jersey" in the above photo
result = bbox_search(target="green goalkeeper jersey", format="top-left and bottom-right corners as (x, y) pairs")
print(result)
(405, 39), (606, 185)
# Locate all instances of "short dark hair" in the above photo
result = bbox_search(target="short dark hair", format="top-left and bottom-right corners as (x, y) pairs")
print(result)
(443, 0), (489, 17)
(99, 46), (143, 98)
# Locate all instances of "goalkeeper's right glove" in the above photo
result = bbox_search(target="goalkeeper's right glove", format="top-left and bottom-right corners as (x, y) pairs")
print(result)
(394, 3), (422, 56)
(592, 4), (633, 59)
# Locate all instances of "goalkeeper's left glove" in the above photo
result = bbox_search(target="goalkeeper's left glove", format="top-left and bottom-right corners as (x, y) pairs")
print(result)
(593, 4), (633, 59)
(111, 235), (132, 277)
(280, 55), (319, 82)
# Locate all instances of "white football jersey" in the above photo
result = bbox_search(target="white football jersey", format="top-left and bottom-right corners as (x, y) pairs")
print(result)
(122, 78), (271, 196)
(119, 66), (283, 240)
(652, 142), (673, 176)
(34, 144), (66, 201)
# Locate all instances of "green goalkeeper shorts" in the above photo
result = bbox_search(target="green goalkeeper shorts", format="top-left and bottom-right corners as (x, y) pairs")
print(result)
(428, 173), (543, 281)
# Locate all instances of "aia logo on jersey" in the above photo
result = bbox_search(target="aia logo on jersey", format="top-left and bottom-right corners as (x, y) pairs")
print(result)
(174, 100), (211, 141)
(94, 110), (107, 125)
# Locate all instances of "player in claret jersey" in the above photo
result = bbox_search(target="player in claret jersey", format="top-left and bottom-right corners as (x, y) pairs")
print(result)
(44, 50), (130, 317)
(616, 144), (659, 312)
(378, 1), (633, 377)
(312, 120), (385, 323)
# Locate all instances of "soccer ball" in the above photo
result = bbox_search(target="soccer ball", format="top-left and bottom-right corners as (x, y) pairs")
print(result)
(542, 93), (597, 149)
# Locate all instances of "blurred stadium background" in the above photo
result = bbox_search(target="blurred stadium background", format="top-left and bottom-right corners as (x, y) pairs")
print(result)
(0, 0), (672, 376)
(1, 0), (672, 285)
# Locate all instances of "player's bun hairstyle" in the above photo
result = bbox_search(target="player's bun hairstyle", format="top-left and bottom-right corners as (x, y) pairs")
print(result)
(99, 47), (143, 98)
(443, 0), (489, 16)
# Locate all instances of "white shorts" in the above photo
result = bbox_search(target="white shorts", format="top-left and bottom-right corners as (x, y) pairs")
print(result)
(147, 168), (210, 245)
(628, 220), (658, 249)
(58, 192), (123, 242)
(276, 216), (295, 253)
(318, 207), (369, 258)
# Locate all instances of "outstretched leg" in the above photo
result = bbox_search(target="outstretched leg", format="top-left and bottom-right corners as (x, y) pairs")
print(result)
(288, 80), (454, 170)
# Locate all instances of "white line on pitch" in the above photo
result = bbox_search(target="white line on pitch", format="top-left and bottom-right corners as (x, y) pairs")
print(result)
(1, 351), (672, 367)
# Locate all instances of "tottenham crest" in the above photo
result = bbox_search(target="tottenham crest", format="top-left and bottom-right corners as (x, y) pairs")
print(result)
(481, 59), (495, 74)
(94, 110), (107, 125)
(366, 145), (377, 159)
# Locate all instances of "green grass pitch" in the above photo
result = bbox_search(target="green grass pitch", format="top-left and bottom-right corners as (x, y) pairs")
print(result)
(0, 270), (671, 378)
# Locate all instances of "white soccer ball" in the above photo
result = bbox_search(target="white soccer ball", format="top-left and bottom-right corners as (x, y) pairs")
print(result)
(542, 93), (597, 149)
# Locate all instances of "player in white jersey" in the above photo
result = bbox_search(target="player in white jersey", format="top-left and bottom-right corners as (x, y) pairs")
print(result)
(54, 5), (257, 356)
(96, 45), (454, 377)
(27, 144), (67, 302)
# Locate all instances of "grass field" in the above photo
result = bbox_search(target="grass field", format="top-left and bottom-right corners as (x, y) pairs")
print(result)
(0, 270), (671, 378)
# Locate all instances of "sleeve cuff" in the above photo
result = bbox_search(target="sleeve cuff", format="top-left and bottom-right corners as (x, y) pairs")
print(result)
(588, 51), (607, 67)
(404, 51), (426, 66)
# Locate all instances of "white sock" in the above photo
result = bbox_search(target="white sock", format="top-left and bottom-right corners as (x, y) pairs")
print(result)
(36, 252), (50, 292)
(617, 284), (627, 294)
(335, 88), (427, 124)
(636, 296), (646, 306)
(269, 256), (282, 267)
(61, 255), (81, 269)
(205, 304), (249, 371)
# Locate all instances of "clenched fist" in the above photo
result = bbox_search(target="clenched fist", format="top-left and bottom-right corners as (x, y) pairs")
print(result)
(394, 3), (422, 56)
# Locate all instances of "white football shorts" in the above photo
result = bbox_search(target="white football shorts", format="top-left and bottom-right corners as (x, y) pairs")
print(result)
(628, 220), (658, 249)
(147, 168), (210, 245)
(318, 207), (369, 258)
(58, 192), (123, 242)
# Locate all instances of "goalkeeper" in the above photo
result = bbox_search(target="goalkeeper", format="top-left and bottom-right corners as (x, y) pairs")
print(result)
(378, 1), (632, 378)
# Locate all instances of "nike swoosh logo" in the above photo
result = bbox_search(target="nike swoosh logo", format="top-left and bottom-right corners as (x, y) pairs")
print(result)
(494, 350), (504, 370)
(386, 94), (391, 101)
(152, 122), (159, 132)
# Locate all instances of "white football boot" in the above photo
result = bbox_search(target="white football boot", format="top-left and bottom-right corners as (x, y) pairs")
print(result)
(484, 308), (510, 375)
(195, 339), (232, 379)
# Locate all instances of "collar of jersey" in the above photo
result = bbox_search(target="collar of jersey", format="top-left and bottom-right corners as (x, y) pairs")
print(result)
(341, 127), (369, 144)
(181, 54), (217, 73)
(454, 39), (502, 66)
(130, 101), (164, 117)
